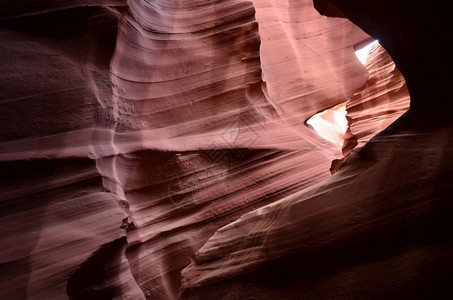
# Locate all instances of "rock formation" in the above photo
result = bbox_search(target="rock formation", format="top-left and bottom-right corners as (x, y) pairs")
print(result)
(181, 0), (453, 298)
(0, 0), (451, 299)
(345, 42), (410, 152)
(329, 41), (411, 172)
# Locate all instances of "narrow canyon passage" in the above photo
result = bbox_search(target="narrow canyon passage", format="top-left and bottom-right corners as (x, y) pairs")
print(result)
(0, 0), (451, 299)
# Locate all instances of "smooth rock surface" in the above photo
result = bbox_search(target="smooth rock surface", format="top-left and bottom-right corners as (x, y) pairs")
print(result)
(1, 0), (450, 299)
(343, 42), (410, 156)
(0, 0), (369, 298)
(181, 0), (453, 298)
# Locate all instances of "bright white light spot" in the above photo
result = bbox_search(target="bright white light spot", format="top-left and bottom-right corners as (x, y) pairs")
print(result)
(355, 40), (379, 65)
(307, 102), (348, 148)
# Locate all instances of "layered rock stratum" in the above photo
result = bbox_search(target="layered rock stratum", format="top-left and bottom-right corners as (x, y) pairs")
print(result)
(0, 0), (451, 299)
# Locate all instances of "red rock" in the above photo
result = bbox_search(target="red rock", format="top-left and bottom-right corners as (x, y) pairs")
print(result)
(1, 0), (451, 299)
(99, 1), (370, 297)
(344, 42), (410, 155)
(181, 0), (453, 298)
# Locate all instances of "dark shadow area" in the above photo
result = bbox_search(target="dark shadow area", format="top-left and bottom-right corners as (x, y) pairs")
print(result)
(314, 0), (453, 125)
(0, 157), (101, 299)
(66, 237), (128, 300)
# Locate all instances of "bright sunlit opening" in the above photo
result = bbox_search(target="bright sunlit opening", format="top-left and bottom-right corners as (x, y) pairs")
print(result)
(355, 40), (379, 65)
(307, 40), (378, 148)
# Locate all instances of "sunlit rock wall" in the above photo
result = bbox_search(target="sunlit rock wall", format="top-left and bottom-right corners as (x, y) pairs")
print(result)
(0, 0), (370, 298)
(181, 0), (453, 298)
(342, 42), (410, 157)
(2, 0), (448, 299)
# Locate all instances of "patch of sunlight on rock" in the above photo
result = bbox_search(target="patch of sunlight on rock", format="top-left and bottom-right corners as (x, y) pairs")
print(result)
(307, 102), (348, 148)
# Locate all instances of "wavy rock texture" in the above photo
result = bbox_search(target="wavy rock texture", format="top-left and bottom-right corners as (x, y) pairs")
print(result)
(328, 42), (411, 172)
(342, 42), (410, 157)
(0, 0), (370, 298)
(1, 0), (450, 299)
(181, 124), (453, 299)
(181, 0), (453, 298)
(0, 4), (143, 300)
(102, 0), (369, 298)
(0, 1), (126, 19)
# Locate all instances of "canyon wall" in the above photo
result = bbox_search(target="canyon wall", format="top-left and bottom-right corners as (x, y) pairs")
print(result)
(1, 0), (451, 299)
(181, 0), (453, 298)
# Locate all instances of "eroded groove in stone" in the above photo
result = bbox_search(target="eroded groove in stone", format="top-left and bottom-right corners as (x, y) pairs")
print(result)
(0, 0), (450, 299)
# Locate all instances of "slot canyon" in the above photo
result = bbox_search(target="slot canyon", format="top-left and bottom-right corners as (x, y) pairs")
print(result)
(0, 0), (451, 299)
